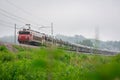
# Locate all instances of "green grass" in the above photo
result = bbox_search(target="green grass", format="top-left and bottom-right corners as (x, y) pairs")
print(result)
(0, 45), (120, 80)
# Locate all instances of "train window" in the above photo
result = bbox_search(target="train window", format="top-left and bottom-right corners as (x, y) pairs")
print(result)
(19, 31), (30, 34)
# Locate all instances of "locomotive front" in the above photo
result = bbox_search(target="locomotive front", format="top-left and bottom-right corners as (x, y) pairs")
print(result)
(18, 29), (32, 44)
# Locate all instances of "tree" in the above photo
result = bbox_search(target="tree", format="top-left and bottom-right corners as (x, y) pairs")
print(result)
(80, 39), (93, 47)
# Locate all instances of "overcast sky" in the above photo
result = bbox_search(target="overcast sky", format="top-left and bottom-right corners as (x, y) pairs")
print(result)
(0, 0), (120, 41)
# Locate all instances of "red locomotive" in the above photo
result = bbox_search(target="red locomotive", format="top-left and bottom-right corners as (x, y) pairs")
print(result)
(18, 28), (46, 45)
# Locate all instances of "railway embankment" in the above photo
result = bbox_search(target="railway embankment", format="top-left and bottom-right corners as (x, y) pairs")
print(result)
(0, 41), (120, 80)
(0, 41), (39, 52)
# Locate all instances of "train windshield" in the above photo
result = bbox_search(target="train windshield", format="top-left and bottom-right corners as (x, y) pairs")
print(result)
(19, 31), (30, 34)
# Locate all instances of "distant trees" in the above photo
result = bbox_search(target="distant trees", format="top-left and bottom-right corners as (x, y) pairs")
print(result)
(79, 39), (93, 47)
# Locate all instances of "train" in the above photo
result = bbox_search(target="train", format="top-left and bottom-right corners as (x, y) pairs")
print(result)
(18, 28), (118, 55)
(18, 28), (46, 45)
(18, 28), (68, 46)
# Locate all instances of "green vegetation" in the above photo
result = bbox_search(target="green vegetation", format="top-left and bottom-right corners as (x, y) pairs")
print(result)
(0, 45), (120, 80)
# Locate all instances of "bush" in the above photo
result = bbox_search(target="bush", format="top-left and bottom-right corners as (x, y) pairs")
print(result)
(0, 52), (15, 62)
(88, 63), (120, 80)
(17, 51), (33, 60)
(0, 46), (119, 80)
(0, 45), (8, 52)
(112, 54), (120, 63)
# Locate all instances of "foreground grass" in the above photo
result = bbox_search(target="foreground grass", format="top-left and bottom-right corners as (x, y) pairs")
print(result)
(0, 45), (120, 80)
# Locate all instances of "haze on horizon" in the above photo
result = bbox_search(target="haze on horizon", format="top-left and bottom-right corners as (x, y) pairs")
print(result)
(0, 0), (120, 41)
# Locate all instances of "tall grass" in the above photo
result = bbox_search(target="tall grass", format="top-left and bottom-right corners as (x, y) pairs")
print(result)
(0, 45), (120, 80)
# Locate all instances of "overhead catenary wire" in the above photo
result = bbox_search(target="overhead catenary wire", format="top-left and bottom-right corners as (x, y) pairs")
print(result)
(0, 19), (23, 27)
(0, 11), (39, 30)
(5, 0), (47, 28)
(0, 21), (24, 30)
(0, 19), (14, 25)
(0, 22), (15, 29)
(5, 0), (33, 16)
(0, 11), (26, 24)
(0, 8), (31, 23)
(0, 12), (28, 29)
(0, 3), (51, 34)
(0, 8), (42, 29)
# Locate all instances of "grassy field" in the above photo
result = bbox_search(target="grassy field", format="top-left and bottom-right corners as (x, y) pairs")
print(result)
(0, 45), (120, 80)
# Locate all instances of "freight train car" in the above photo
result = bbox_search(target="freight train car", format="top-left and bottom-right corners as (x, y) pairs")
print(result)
(18, 28), (118, 55)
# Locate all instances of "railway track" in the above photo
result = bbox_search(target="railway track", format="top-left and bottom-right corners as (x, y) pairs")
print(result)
(0, 41), (119, 55)
(16, 28), (120, 55)
(19, 42), (120, 56)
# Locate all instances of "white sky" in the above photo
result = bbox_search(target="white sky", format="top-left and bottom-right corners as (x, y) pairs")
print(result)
(0, 0), (120, 41)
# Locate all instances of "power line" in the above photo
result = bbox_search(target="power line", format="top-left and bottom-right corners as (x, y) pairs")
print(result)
(14, 24), (16, 43)
(0, 22), (14, 29)
(0, 19), (25, 26)
(0, 19), (14, 25)
(5, 0), (34, 16)
(0, 11), (26, 24)
(0, 11), (39, 29)
(0, 21), (23, 30)
(0, 8), (42, 28)
(0, 8), (30, 23)
(0, 23), (20, 42)
(5, 0), (47, 27)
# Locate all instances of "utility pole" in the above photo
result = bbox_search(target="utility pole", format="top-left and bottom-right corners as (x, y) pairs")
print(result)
(14, 24), (16, 44)
(94, 27), (100, 54)
(51, 22), (53, 36)
(51, 22), (53, 45)
(39, 23), (54, 45)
